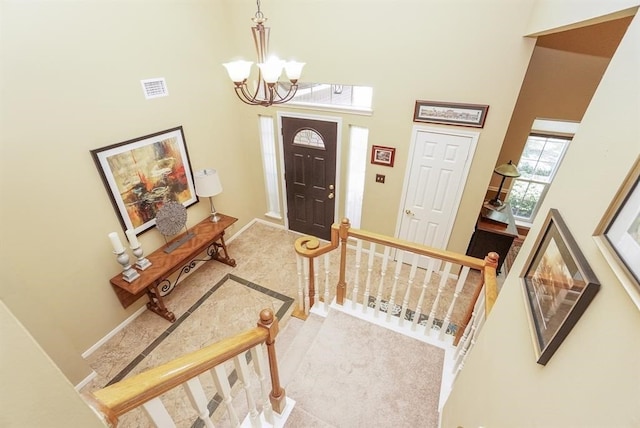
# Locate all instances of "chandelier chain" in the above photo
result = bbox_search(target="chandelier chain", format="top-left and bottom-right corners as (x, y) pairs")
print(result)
(255, 0), (264, 20)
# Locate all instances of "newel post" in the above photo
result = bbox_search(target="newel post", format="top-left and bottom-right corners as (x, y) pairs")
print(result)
(257, 308), (287, 414)
(484, 252), (500, 316)
(335, 218), (351, 305)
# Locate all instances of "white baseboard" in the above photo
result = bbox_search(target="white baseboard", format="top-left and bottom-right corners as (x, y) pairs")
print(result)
(82, 305), (148, 358)
(75, 370), (98, 391)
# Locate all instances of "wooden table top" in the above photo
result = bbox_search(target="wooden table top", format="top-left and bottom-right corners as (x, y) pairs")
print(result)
(110, 214), (237, 295)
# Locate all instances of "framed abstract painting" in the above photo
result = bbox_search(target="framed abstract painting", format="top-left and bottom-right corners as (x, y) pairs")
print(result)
(91, 126), (198, 235)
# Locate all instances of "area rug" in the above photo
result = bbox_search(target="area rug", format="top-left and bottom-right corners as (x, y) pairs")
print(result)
(285, 308), (444, 427)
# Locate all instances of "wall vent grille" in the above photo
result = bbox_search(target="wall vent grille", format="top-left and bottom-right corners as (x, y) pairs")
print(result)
(141, 78), (168, 99)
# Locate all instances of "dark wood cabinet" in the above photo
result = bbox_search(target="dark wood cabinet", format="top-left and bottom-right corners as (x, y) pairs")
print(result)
(466, 203), (519, 273)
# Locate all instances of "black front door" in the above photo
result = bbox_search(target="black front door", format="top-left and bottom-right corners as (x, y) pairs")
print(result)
(281, 116), (337, 241)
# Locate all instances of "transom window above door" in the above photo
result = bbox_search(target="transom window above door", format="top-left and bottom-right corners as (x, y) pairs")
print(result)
(277, 82), (373, 115)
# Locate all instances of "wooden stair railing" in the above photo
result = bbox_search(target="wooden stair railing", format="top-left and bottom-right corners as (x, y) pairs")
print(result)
(294, 218), (499, 348)
(86, 309), (287, 427)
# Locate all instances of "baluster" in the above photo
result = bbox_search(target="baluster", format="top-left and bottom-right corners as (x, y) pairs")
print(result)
(362, 242), (376, 313)
(250, 344), (274, 425)
(412, 257), (436, 331)
(303, 257), (310, 315)
(455, 296), (486, 378)
(184, 377), (216, 428)
(324, 254), (330, 312)
(374, 246), (391, 318)
(210, 364), (240, 427)
(141, 397), (176, 428)
(424, 261), (452, 333)
(439, 266), (470, 340)
(313, 257), (320, 310)
(351, 239), (363, 309)
(234, 353), (260, 428)
(454, 291), (485, 371)
(296, 254), (304, 313)
(399, 254), (419, 326)
(386, 250), (404, 322)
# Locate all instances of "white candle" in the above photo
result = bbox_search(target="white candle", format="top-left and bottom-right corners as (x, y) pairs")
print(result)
(125, 229), (140, 249)
(108, 232), (125, 253)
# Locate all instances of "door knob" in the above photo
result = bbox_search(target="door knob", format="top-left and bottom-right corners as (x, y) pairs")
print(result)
(329, 184), (334, 190)
(328, 193), (334, 199)
(405, 209), (414, 215)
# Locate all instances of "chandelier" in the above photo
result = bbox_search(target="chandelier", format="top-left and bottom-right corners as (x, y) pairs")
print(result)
(223, 0), (305, 107)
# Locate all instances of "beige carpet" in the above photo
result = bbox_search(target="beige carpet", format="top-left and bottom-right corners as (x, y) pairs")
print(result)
(285, 309), (444, 427)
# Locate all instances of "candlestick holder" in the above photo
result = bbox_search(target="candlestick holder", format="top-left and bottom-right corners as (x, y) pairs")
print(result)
(131, 245), (152, 270)
(115, 249), (140, 283)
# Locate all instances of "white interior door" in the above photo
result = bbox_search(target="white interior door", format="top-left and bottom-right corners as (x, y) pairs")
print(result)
(397, 126), (478, 266)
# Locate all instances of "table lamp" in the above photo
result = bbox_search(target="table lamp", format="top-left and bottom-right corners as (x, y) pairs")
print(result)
(489, 160), (520, 207)
(194, 168), (223, 222)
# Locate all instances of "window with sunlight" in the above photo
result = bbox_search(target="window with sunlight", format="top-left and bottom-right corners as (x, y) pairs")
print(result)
(345, 126), (369, 228)
(509, 119), (578, 223)
(278, 82), (373, 114)
(258, 115), (281, 219)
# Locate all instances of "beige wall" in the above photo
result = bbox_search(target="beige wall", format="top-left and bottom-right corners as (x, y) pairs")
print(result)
(0, 0), (258, 383)
(0, 301), (103, 426)
(230, 0), (537, 254)
(491, 46), (611, 192)
(1, 0), (537, 385)
(443, 4), (640, 427)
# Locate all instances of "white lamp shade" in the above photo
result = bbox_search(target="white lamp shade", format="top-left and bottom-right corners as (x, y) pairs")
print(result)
(194, 168), (223, 197)
(284, 61), (305, 81)
(257, 57), (285, 83)
(223, 60), (253, 83)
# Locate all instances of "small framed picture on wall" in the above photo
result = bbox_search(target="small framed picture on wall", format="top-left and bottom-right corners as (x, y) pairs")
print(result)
(371, 145), (396, 167)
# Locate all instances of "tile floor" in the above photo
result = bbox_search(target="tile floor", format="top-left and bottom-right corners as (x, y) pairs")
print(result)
(81, 219), (499, 427)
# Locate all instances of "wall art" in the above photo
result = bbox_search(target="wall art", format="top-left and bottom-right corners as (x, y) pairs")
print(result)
(413, 100), (488, 128)
(91, 126), (198, 235)
(593, 156), (640, 309)
(521, 208), (600, 365)
(371, 145), (396, 167)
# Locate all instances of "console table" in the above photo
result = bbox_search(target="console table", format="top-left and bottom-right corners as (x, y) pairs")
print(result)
(110, 214), (237, 322)
(466, 203), (518, 274)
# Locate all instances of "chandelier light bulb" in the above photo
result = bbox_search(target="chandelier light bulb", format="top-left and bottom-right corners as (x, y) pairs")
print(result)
(284, 61), (305, 81)
(257, 58), (285, 84)
(223, 60), (253, 83)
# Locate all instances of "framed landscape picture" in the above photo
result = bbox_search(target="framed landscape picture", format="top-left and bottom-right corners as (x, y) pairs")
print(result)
(91, 126), (198, 235)
(413, 100), (489, 128)
(593, 156), (640, 310)
(521, 209), (600, 365)
(371, 145), (396, 167)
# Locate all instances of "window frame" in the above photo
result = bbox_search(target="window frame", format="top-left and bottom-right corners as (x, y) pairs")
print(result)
(509, 132), (572, 224)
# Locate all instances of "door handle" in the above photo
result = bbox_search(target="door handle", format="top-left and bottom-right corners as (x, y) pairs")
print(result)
(329, 184), (334, 190)
(405, 209), (414, 215)
(328, 193), (334, 199)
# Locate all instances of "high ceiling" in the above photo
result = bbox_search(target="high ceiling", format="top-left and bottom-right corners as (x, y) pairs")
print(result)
(536, 16), (633, 58)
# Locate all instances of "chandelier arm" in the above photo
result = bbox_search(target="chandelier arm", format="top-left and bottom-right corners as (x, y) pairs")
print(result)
(236, 84), (263, 106)
(271, 83), (298, 104)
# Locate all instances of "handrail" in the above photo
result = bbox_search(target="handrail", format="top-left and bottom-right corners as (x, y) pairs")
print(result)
(296, 219), (486, 270)
(294, 218), (500, 330)
(89, 308), (285, 425)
